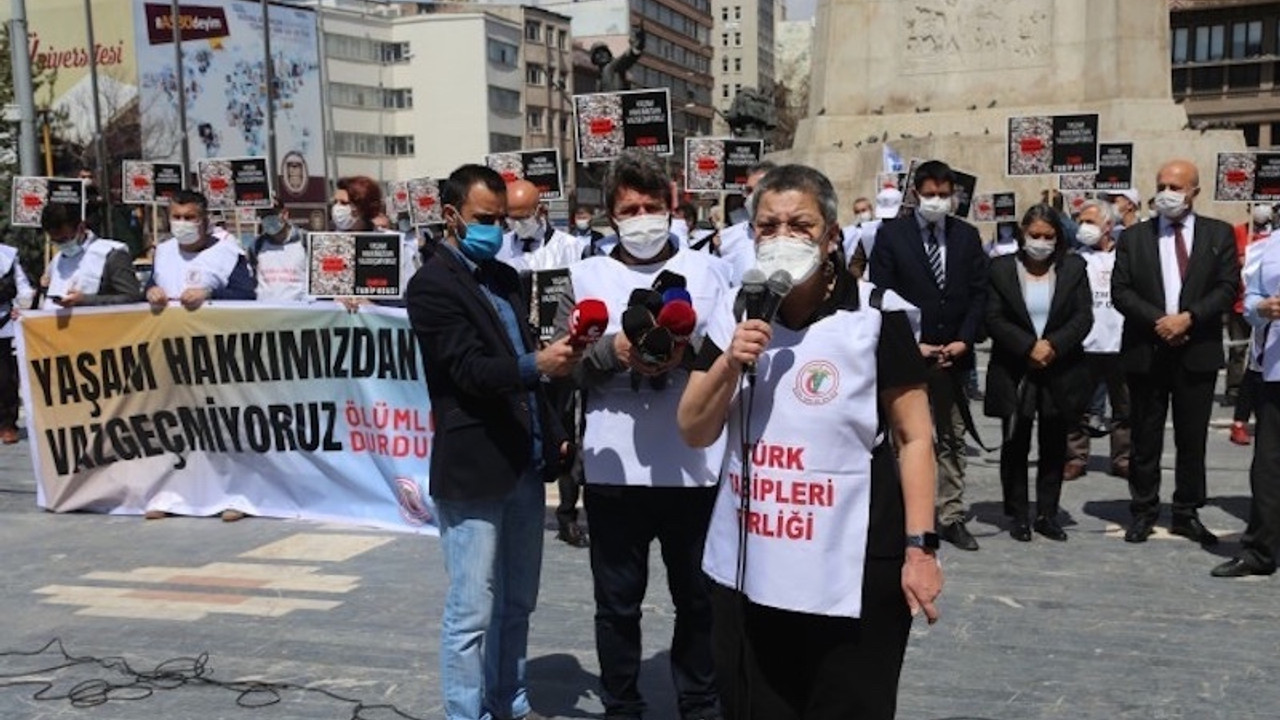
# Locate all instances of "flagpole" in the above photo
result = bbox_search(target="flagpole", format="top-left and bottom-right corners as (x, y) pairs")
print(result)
(261, 0), (278, 189)
(84, 0), (113, 235)
(172, 0), (191, 188)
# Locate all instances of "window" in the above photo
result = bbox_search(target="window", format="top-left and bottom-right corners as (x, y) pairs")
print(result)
(489, 133), (522, 153)
(528, 109), (544, 133)
(487, 39), (519, 68)
(722, 56), (729, 72)
(380, 42), (410, 64)
(558, 30), (567, 50)
(1194, 26), (1209, 62)
(721, 7), (728, 21)
(1232, 21), (1263, 58)
(525, 21), (541, 42)
(1210, 24), (1225, 61)
(329, 83), (414, 110)
(734, 57), (741, 72)
(333, 132), (415, 157)
(722, 84), (730, 99)
(527, 63), (545, 86)
(734, 32), (741, 46)
(547, 28), (555, 46)
(488, 85), (521, 114)
(325, 35), (409, 65)
(734, 6), (741, 19)
(722, 33), (729, 47)
(1171, 27), (1188, 64)
(559, 114), (569, 135)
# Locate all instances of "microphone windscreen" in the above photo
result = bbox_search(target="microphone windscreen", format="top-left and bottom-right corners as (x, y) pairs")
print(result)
(652, 270), (687, 294)
(656, 299), (697, 343)
(765, 269), (795, 297)
(661, 287), (692, 306)
(628, 288), (664, 316)
(622, 305), (655, 343)
(568, 299), (609, 347)
(741, 267), (767, 288)
(637, 326), (673, 364)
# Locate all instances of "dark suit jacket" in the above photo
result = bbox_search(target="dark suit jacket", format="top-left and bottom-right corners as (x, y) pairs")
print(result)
(1111, 214), (1239, 374)
(868, 212), (989, 367)
(406, 242), (567, 502)
(983, 253), (1094, 420)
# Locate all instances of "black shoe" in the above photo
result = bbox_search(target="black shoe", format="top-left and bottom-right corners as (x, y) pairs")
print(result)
(1033, 516), (1068, 542)
(1170, 516), (1219, 546)
(1084, 415), (1111, 438)
(555, 523), (590, 548)
(1211, 556), (1277, 578)
(940, 521), (979, 551)
(1010, 521), (1032, 542)
(1124, 516), (1156, 543)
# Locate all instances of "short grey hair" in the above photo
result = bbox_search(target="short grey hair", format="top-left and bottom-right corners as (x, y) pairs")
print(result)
(603, 149), (671, 215)
(750, 164), (840, 230)
(1077, 198), (1117, 229)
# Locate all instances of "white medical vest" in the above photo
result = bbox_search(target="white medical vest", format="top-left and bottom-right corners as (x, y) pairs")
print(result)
(570, 248), (732, 487)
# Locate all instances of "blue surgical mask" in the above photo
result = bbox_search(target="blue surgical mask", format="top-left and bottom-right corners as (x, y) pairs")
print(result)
(459, 221), (504, 261)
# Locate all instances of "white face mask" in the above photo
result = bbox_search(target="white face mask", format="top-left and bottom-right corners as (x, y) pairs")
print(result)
(332, 203), (357, 230)
(260, 214), (286, 236)
(1076, 222), (1104, 248)
(756, 235), (823, 285)
(171, 219), (202, 247)
(1023, 239), (1056, 261)
(616, 213), (671, 260)
(575, 218), (591, 232)
(510, 216), (543, 240)
(1252, 204), (1273, 227)
(1153, 189), (1189, 219)
(916, 196), (952, 224)
(856, 211), (873, 224)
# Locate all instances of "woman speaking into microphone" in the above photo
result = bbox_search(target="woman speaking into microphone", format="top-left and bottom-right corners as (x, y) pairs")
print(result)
(677, 164), (942, 719)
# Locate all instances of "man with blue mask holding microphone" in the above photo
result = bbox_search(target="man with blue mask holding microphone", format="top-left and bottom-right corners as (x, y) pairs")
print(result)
(407, 163), (581, 720)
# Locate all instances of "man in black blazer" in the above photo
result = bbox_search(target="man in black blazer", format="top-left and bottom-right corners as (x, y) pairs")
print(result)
(406, 164), (579, 720)
(869, 160), (990, 550)
(1112, 159), (1240, 545)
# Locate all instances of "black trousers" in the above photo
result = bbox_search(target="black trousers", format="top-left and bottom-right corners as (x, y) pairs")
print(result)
(1234, 369), (1262, 424)
(0, 338), (17, 428)
(1000, 413), (1068, 520)
(584, 484), (719, 719)
(1242, 383), (1280, 568)
(1126, 362), (1217, 521)
(710, 559), (912, 720)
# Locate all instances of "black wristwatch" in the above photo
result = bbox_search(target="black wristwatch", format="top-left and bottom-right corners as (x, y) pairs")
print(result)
(906, 532), (940, 551)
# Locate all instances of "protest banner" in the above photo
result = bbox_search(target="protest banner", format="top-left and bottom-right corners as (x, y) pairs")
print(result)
(11, 177), (86, 228)
(684, 138), (764, 192)
(1007, 113), (1100, 176)
(573, 88), (673, 162)
(307, 233), (404, 299)
(486, 149), (564, 200)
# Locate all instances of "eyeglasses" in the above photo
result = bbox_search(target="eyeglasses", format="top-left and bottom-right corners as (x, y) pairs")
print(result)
(755, 219), (821, 237)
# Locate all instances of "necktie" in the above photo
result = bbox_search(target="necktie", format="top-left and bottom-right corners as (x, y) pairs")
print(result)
(521, 237), (535, 253)
(925, 223), (945, 288)
(850, 241), (869, 279)
(1173, 222), (1188, 280)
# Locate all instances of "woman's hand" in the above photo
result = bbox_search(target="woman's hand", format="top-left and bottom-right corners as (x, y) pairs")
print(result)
(902, 548), (943, 624)
(725, 320), (772, 373)
(1028, 339), (1056, 369)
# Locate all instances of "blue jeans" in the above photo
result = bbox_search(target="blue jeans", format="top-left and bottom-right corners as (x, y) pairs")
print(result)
(436, 471), (546, 720)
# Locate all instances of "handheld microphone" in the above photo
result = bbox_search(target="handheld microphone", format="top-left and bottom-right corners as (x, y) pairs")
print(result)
(736, 268), (767, 321)
(621, 305), (655, 343)
(652, 270), (687, 295)
(628, 287), (664, 317)
(656, 299), (697, 345)
(637, 326), (674, 365)
(661, 287), (692, 306)
(568, 299), (609, 348)
(741, 269), (794, 379)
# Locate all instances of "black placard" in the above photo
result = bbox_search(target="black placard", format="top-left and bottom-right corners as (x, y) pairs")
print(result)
(1255, 153), (1280, 202)
(307, 232), (403, 298)
(486, 149), (564, 200)
(1093, 143), (1133, 190)
(684, 138), (764, 192)
(952, 170), (978, 219)
(1007, 113), (1100, 176)
(1051, 114), (1099, 174)
(231, 158), (272, 208)
(533, 268), (572, 343)
(573, 89), (673, 162)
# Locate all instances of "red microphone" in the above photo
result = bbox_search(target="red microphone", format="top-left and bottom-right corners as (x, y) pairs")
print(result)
(656, 299), (697, 345)
(568, 299), (609, 347)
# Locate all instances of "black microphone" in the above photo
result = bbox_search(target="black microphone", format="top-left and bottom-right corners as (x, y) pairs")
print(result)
(742, 269), (794, 379)
(628, 287), (664, 317)
(637, 326), (673, 365)
(652, 270), (687, 295)
(622, 305), (655, 343)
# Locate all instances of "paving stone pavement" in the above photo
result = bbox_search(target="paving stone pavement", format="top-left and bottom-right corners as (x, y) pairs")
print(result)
(0, 382), (1277, 720)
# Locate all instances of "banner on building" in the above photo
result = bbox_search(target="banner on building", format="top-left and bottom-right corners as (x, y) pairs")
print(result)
(16, 303), (438, 533)
(573, 88), (673, 162)
(1007, 113), (1100, 176)
(684, 138), (765, 192)
(307, 233), (403, 299)
(486, 149), (564, 200)
(10, 177), (86, 228)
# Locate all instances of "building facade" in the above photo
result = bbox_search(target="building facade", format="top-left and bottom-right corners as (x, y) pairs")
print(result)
(1170, 0), (1280, 147)
(710, 0), (778, 135)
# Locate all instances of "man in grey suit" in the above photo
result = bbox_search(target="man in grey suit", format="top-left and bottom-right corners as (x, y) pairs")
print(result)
(1111, 159), (1240, 545)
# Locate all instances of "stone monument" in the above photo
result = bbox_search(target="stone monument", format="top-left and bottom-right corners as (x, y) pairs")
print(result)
(783, 0), (1247, 224)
